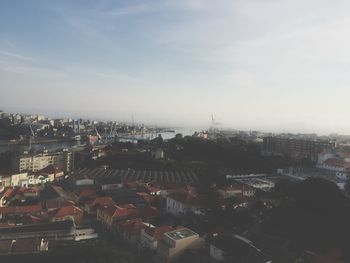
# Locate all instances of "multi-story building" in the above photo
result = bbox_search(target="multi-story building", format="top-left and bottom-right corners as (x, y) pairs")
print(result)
(316, 151), (350, 180)
(12, 149), (73, 173)
(263, 136), (335, 161)
(156, 228), (204, 263)
(140, 225), (174, 250)
(166, 191), (201, 216)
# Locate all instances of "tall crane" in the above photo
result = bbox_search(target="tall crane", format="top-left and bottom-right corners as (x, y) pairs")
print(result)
(95, 127), (102, 142)
(29, 123), (35, 151)
(210, 114), (220, 133)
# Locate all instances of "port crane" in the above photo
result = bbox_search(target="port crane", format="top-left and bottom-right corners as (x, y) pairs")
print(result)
(28, 123), (36, 151)
(94, 127), (102, 142)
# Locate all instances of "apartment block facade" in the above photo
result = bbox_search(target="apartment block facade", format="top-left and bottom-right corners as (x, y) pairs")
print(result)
(263, 136), (335, 161)
(12, 150), (73, 173)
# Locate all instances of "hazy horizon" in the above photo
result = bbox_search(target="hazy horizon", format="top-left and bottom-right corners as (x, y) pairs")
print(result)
(2, 1), (350, 135)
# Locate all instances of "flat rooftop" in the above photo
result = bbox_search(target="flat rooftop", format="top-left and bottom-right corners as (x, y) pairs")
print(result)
(165, 228), (197, 240)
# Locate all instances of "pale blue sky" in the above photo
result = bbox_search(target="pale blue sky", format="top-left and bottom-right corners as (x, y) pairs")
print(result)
(1, 0), (350, 134)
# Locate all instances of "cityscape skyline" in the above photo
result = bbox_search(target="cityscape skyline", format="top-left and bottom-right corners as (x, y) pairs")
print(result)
(2, 0), (350, 134)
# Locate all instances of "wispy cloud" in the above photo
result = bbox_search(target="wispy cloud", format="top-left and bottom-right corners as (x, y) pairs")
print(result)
(0, 50), (34, 61)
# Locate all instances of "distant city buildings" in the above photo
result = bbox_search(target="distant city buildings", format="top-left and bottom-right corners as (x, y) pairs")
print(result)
(263, 136), (335, 161)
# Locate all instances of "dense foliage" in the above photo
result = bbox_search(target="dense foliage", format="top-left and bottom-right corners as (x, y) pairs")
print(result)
(260, 177), (350, 261)
(80, 136), (294, 180)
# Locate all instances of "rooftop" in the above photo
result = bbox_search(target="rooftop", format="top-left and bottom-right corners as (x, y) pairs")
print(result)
(144, 225), (173, 240)
(165, 228), (198, 241)
(72, 168), (199, 185)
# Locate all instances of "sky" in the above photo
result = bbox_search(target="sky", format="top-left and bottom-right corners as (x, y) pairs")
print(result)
(1, 0), (350, 134)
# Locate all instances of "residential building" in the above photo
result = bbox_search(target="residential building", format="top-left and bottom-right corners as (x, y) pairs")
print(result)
(50, 205), (84, 224)
(116, 219), (148, 246)
(12, 149), (73, 173)
(97, 204), (138, 230)
(263, 136), (335, 161)
(10, 173), (28, 187)
(0, 187), (17, 206)
(0, 204), (42, 220)
(0, 220), (98, 241)
(316, 150), (350, 180)
(84, 196), (114, 214)
(216, 185), (243, 199)
(0, 238), (49, 255)
(166, 190), (201, 216)
(140, 225), (173, 250)
(37, 165), (64, 182)
(157, 228), (204, 263)
(0, 176), (11, 188)
(152, 149), (164, 159)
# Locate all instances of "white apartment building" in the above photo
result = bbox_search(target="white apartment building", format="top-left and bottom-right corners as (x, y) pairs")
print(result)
(12, 150), (73, 173)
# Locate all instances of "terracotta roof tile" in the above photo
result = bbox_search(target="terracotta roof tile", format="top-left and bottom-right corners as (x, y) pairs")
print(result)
(0, 204), (42, 215)
(3, 188), (16, 198)
(53, 205), (83, 218)
(324, 158), (350, 168)
(140, 206), (158, 219)
(79, 189), (97, 198)
(118, 219), (147, 235)
(145, 225), (173, 240)
(90, 196), (114, 208)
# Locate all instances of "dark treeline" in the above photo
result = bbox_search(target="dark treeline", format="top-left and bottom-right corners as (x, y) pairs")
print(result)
(166, 136), (294, 173)
(254, 177), (350, 261)
(78, 135), (294, 179)
(0, 118), (21, 140)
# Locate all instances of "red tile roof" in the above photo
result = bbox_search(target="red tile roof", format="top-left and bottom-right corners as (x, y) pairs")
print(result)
(136, 192), (154, 203)
(16, 204), (42, 214)
(0, 204), (42, 215)
(337, 151), (350, 159)
(118, 203), (136, 209)
(79, 189), (97, 198)
(46, 199), (75, 210)
(101, 203), (138, 218)
(125, 181), (139, 189)
(3, 188), (16, 198)
(118, 219), (147, 235)
(52, 205), (83, 218)
(140, 206), (159, 219)
(99, 204), (118, 217)
(19, 186), (41, 194)
(89, 196), (114, 208)
(30, 215), (42, 223)
(114, 204), (138, 218)
(324, 158), (350, 168)
(144, 225), (173, 240)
